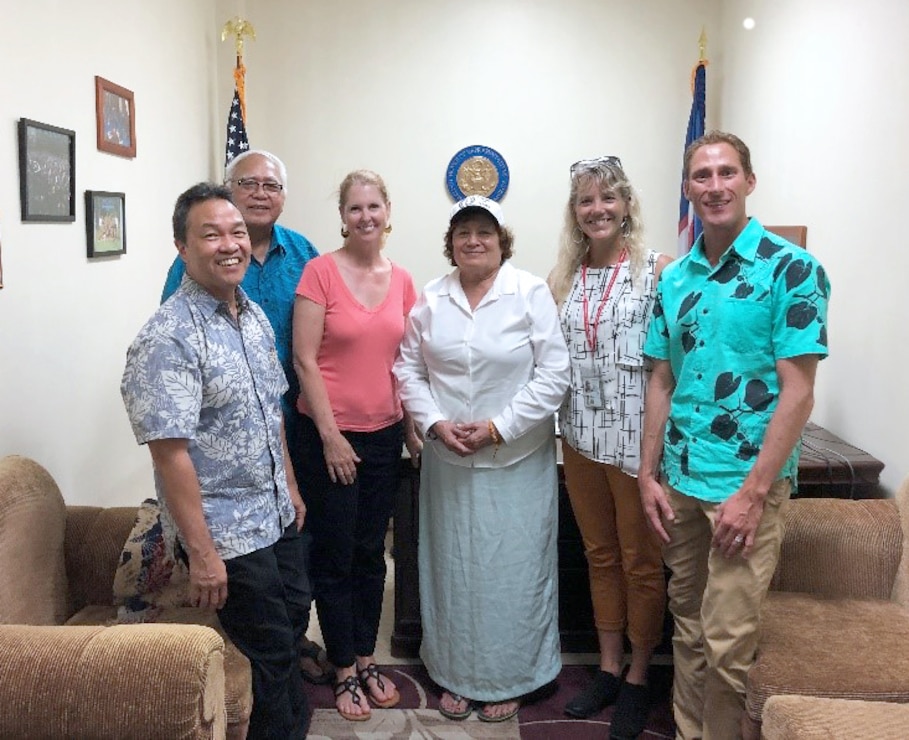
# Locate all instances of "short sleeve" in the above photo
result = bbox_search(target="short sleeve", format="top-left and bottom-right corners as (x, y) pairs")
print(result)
(120, 330), (202, 444)
(643, 288), (671, 361)
(295, 255), (331, 307)
(402, 268), (417, 315)
(160, 257), (185, 304)
(771, 253), (831, 360)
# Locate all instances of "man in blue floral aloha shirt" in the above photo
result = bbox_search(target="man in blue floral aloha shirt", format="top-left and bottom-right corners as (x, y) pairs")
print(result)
(639, 131), (830, 740)
(121, 182), (310, 739)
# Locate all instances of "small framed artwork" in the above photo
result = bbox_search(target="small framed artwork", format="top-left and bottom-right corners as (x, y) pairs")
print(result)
(85, 191), (126, 258)
(17, 118), (76, 223)
(95, 76), (136, 158)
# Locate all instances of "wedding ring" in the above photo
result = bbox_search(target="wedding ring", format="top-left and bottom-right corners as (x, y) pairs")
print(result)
(733, 535), (744, 544)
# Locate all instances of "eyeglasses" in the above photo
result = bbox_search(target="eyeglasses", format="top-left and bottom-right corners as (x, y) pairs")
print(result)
(230, 178), (284, 194)
(570, 156), (623, 176)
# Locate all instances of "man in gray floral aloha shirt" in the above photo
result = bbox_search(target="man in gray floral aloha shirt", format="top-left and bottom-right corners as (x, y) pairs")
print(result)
(121, 182), (310, 739)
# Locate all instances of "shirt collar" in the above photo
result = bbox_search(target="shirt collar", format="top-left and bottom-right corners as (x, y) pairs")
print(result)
(440, 261), (519, 297)
(689, 217), (764, 269)
(180, 275), (250, 320)
(267, 223), (289, 258)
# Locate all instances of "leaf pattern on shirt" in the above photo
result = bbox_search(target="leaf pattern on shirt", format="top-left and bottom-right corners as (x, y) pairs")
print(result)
(652, 228), (831, 494)
(162, 370), (200, 412)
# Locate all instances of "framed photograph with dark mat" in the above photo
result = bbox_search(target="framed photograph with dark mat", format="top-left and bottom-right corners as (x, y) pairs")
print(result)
(17, 118), (76, 223)
(95, 76), (136, 158)
(85, 190), (126, 258)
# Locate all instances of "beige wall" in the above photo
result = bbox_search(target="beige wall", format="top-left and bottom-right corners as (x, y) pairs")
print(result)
(228, 0), (718, 290)
(0, 0), (220, 505)
(1, 0), (905, 504)
(718, 0), (909, 491)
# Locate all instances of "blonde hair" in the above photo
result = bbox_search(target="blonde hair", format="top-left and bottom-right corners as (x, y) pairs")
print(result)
(548, 162), (646, 307)
(338, 169), (390, 209)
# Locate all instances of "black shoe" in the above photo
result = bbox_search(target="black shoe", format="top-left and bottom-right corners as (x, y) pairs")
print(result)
(609, 680), (650, 739)
(564, 669), (622, 718)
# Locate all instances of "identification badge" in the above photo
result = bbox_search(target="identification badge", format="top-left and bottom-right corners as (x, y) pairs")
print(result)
(581, 367), (617, 410)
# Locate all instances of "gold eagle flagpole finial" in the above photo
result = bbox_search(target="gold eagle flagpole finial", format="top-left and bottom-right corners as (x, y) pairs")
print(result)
(692, 27), (709, 91)
(221, 17), (256, 64)
(221, 17), (256, 125)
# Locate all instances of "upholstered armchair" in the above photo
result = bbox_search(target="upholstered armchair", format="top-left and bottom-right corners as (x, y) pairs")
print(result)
(743, 475), (909, 738)
(0, 454), (253, 739)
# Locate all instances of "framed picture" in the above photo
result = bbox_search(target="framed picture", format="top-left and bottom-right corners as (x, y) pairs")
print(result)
(85, 191), (126, 258)
(17, 118), (76, 223)
(95, 76), (136, 158)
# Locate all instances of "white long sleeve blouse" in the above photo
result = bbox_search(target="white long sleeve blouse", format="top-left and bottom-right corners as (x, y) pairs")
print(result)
(394, 262), (570, 468)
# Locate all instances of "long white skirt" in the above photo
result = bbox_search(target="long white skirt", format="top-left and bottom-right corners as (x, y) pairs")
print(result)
(418, 438), (562, 701)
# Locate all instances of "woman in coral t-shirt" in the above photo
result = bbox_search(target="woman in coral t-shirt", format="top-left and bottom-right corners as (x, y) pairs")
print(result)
(293, 169), (419, 723)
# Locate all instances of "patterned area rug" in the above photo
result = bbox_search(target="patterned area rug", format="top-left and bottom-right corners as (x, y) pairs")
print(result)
(307, 664), (675, 739)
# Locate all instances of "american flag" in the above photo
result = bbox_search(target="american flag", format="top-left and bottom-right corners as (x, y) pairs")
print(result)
(225, 85), (249, 166)
(678, 62), (706, 256)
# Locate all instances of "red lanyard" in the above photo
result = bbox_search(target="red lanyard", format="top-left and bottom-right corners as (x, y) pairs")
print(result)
(581, 248), (626, 353)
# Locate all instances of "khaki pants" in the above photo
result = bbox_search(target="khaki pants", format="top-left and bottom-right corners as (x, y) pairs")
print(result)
(562, 442), (666, 648)
(662, 479), (790, 740)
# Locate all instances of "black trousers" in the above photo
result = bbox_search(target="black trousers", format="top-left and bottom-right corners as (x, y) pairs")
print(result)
(219, 524), (311, 739)
(284, 404), (315, 634)
(299, 414), (402, 669)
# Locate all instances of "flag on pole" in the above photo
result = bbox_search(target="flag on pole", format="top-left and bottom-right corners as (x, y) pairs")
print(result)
(678, 61), (706, 256)
(225, 62), (249, 165)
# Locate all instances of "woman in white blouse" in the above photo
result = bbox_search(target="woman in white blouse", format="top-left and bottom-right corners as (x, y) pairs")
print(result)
(548, 157), (671, 739)
(394, 195), (569, 724)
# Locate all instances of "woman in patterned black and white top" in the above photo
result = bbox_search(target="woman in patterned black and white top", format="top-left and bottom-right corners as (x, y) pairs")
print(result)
(548, 157), (672, 738)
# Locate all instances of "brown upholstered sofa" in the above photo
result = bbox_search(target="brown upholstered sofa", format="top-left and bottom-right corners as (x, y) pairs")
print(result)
(0, 454), (252, 739)
(761, 694), (909, 739)
(744, 475), (909, 739)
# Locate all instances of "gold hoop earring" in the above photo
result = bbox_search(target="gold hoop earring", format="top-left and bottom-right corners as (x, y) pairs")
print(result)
(340, 225), (350, 238)
(384, 224), (393, 235)
(571, 226), (586, 246)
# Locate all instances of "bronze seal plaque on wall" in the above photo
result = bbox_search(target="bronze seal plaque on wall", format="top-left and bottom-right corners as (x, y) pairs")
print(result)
(446, 145), (509, 201)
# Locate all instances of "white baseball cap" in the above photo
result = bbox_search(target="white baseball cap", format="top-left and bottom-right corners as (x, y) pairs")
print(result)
(448, 195), (505, 226)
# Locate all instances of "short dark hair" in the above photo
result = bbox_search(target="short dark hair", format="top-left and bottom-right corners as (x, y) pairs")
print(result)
(683, 130), (754, 180)
(172, 182), (234, 242)
(443, 208), (515, 267)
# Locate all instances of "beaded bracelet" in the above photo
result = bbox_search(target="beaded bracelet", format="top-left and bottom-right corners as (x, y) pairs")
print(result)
(488, 419), (501, 459)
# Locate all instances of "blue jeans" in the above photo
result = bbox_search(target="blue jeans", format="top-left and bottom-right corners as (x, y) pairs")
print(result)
(299, 414), (403, 668)
(218, 524), (311, 739)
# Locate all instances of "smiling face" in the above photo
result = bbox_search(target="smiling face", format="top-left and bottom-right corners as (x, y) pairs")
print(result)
(450, 211), (503, 279)
(683, 142), (756, 236)
(573, 176), (628, 248)
(340, 183), (390, 247)
(177, 198), (251, 302)
(228, 153), (286, 232)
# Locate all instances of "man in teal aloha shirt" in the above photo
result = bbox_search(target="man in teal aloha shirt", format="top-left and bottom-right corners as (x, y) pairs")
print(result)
(639, 131), (830, 740)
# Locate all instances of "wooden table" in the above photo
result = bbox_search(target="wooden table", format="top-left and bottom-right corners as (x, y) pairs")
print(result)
(390, 423), (885, 658)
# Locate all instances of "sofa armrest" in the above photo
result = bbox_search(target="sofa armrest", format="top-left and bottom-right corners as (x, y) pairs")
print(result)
(0, 623), (226, 739)
(771, 497), (902, 599)
(65, 505), (138, 614)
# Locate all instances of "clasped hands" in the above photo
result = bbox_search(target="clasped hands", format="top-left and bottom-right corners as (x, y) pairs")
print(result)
(431, 420), (496, 457)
